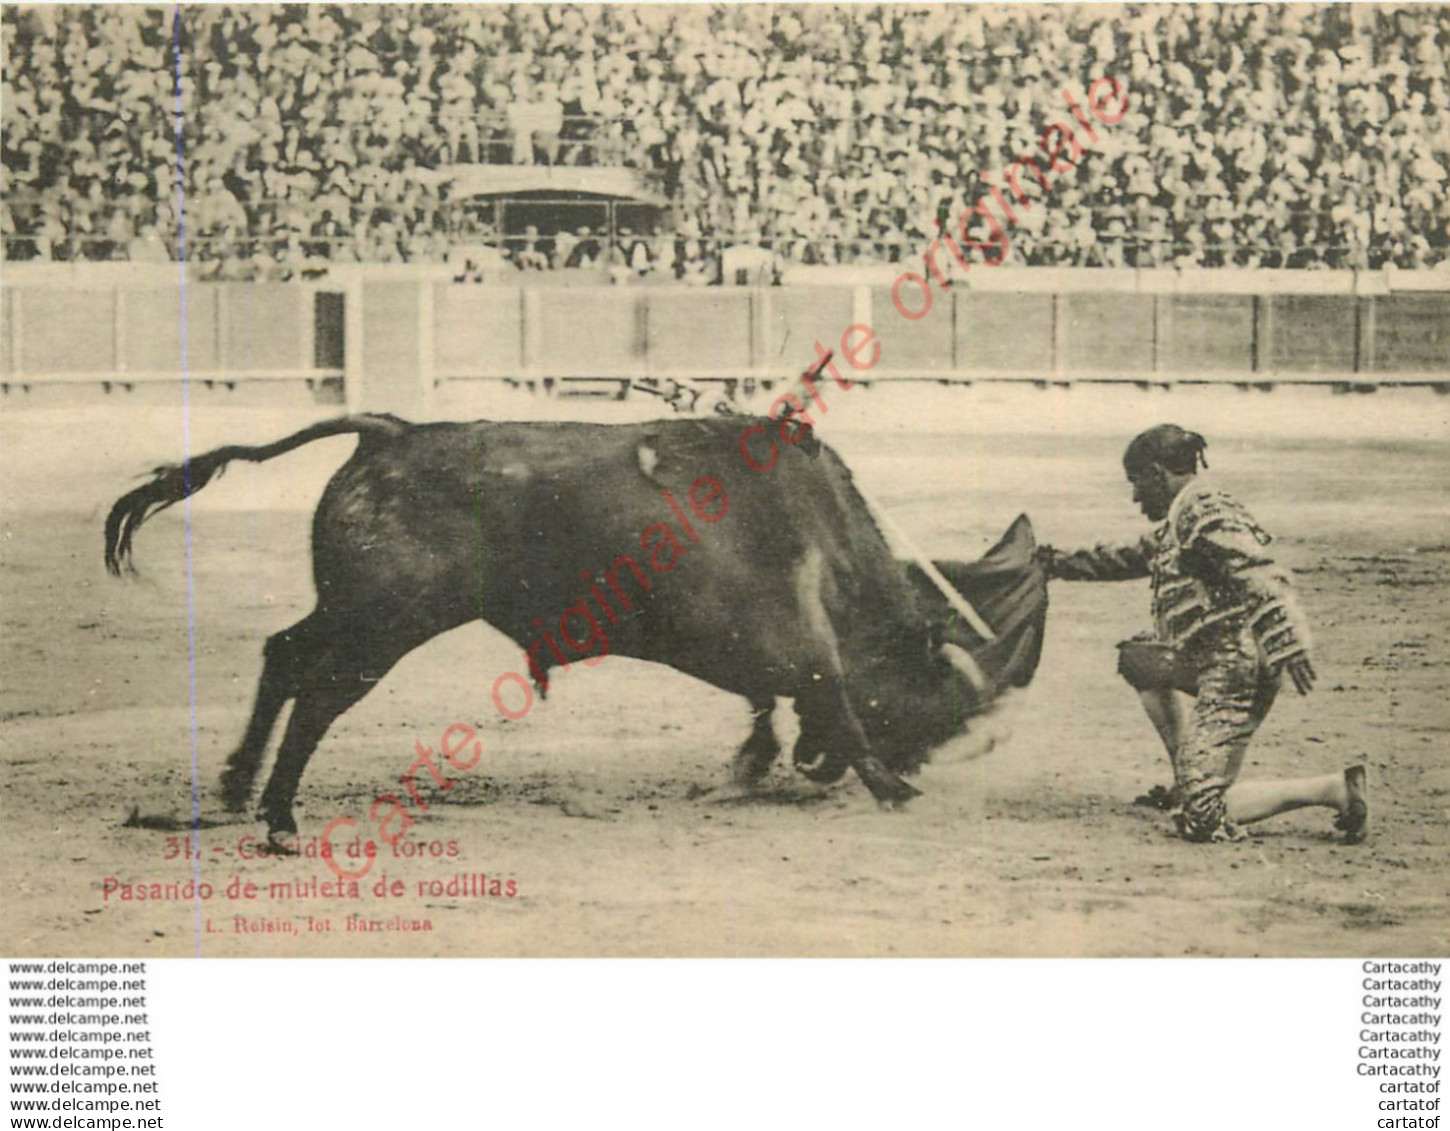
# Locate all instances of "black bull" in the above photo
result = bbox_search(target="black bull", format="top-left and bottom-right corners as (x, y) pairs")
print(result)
(105, 413), (1047, 840)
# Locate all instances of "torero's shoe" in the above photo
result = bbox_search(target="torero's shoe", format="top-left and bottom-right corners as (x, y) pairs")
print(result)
(1334, 764), (1369, 845)
(1133, 783), (1180, 811)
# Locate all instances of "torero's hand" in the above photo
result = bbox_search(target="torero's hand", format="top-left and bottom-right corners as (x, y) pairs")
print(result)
(1283, 653), (1316, 696)
(1034, 544), (1060, 579)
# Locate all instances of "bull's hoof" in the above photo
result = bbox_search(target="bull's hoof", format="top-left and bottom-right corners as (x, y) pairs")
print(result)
(875, 779), (923, 809)
(258, 806), (298, 848)
(794, 748), (850, 784)
(732, 735), (780, 786)
(260, 812), (300, 856)
(260, 830), (299, 857)
(857, 762), (923, 808)
(218, 767), (253, 813)
(731, 755), (770, 786)
(794, 748), (846, 783)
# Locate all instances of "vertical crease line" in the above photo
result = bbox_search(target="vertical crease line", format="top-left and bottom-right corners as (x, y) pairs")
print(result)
(172, 4), (203, 960)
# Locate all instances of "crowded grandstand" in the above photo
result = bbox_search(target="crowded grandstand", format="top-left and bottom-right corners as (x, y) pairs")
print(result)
(3, 4), (1448, 274)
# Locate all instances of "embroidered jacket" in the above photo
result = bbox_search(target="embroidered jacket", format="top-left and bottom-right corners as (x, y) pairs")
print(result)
(1044, 482), (1311, 668)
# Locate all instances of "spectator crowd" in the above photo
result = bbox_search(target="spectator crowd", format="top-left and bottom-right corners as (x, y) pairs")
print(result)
(3, 4), (1448, 272)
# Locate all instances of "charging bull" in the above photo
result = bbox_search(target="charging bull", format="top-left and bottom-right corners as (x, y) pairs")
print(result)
(105, 413), (1047, 846)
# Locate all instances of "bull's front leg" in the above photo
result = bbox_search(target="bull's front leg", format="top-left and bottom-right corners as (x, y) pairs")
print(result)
(854, 756), (924, 807)
(797, 684), (920, 806)
(731, 696), (781, 785)
(788, 546), (920, 806)
(792, 710), (849, 784)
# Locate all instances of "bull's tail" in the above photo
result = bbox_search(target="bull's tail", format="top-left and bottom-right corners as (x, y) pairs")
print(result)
(104, 413), (410, 576)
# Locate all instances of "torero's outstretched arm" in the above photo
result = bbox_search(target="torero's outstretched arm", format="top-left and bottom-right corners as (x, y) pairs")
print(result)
(1037, 534), (1156, 582)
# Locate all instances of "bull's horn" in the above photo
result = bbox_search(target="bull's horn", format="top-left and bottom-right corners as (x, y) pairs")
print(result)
(854, 486), (998, 642)
(940, 642), (991, 696)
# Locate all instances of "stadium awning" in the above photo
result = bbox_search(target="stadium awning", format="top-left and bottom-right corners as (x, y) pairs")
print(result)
(435, 165), (667, 206)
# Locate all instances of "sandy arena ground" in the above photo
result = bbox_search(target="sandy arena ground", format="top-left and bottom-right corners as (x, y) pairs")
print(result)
(2, 383), (1447, 956)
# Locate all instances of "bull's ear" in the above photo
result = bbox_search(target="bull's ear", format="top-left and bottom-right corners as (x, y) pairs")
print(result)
(939, 642), (991, 696)
(781, 416), (819, 457)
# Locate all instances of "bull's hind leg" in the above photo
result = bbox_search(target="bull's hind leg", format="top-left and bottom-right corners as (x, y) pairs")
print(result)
(256, 682), (368, 841)
(254, 617), (431, 841)
(219, 612), (327, 813)
(731, 697), (780, 785)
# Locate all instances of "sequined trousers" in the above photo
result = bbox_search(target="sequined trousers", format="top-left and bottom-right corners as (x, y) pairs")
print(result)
(1167, 622), (1281, 842)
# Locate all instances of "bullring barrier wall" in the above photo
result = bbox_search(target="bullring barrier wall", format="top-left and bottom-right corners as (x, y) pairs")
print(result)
(3, 265), (1447, 415)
